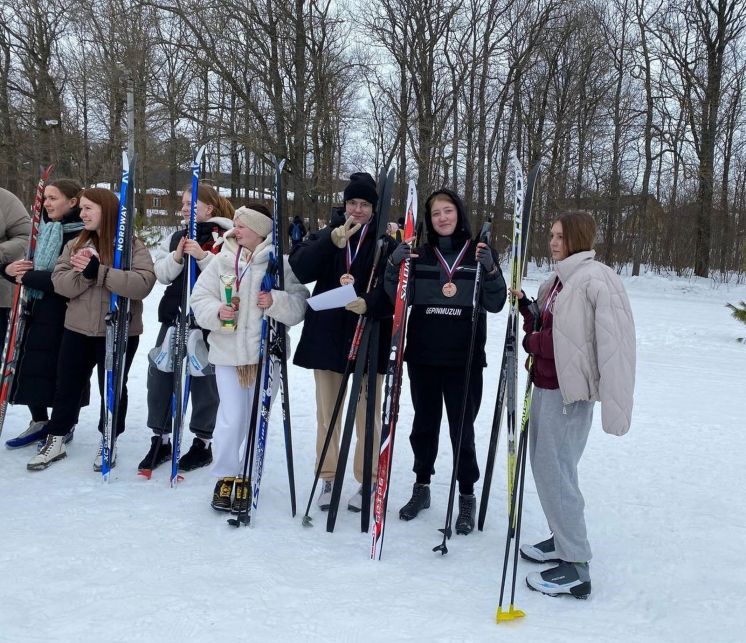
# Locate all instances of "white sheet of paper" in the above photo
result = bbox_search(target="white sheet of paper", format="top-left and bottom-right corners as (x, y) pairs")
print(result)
(307, 284), (358, 311)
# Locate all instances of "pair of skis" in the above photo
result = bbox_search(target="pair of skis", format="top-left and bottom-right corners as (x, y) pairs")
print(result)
(0, 164), (54, 438)
(102, 152), (137, 481)
(478, 156), (541, 529)
(230, 157), (297, 528)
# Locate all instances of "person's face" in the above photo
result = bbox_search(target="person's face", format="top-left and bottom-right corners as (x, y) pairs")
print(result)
(181, 192), (213, 223)
(233, 219), (263, 250)
(79, 197), (102, 232)
(44, 186), (77, 221)
(550, 221), (568, 261)
(345, 198), (374, 225)
(429, 198), (458, 236)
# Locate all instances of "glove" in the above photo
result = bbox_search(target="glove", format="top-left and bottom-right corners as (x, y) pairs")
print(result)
(331, 217), (362, 249)
(389, 242), (412, 266)
(345, 297), (367, 315)
(475, 243), (495, 272)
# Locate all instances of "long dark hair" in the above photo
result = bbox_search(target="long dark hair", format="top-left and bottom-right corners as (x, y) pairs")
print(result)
(71, 188), (120, 266)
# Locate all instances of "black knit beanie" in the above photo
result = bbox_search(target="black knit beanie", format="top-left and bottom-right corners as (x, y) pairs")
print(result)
(343, 172), (378, 207)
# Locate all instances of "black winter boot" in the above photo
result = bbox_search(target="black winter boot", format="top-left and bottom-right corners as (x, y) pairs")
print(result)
(178, 438), (213, 471)
(211, 478), (234, 512)
(138, 436), (172, 473)
(455, 494), (476, 535)
(399, 483), (431, 521)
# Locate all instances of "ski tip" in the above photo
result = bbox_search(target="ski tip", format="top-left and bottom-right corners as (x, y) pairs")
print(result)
(137, 469), (152, 480)
(301, 515), (313, 528)
(496, 605), (525, 623)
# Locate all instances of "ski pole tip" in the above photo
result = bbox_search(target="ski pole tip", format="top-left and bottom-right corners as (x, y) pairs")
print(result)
(432, 543), (448, 556)
(496, 605), (525, 623)
(301, 515), (313, 528)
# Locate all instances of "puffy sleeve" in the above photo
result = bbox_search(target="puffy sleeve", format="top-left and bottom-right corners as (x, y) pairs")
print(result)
(265, 257), (310, 327)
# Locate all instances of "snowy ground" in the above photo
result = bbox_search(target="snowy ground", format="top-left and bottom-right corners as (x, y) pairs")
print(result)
(1, 264), (745, 643)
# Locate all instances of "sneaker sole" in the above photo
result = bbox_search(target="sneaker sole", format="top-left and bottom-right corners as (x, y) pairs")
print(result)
(27, 452), (67, 471)
(526, 578), (591, 600)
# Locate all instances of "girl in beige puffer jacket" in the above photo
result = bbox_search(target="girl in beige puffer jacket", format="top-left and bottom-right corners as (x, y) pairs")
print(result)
(27, 188), (155, 472)
(514, 210), (635, 600)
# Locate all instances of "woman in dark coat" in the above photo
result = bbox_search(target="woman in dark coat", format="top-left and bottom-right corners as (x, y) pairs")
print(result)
(385, 188), (506, 535)
(3, 179), (89, 449)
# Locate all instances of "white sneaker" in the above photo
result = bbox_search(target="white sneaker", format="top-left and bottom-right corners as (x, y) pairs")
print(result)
(93, 438), (117, 472)
(27, 435), (67, 471)
(347, 484), (374, 513)
(317, 479), (333, 511)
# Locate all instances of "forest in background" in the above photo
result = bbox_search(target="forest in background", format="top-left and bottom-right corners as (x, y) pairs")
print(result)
(1, 0), (745, 277)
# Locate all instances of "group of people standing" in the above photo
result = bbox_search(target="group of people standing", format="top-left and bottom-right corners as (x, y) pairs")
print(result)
(0, 170), (635, 600)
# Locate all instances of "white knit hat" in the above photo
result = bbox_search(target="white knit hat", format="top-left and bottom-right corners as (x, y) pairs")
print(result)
(233, 206), (273, 238)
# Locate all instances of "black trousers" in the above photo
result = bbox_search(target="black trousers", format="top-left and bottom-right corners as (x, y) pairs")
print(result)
(407, 362), (483, 495)
(46, 330), (139, 437)
(146, 322), (219, 439)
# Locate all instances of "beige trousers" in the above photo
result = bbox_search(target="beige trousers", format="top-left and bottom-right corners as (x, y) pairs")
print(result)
(313, 369), (382, 483)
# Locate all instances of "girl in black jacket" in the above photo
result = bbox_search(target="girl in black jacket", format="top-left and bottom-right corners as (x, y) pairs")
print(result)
(384, 189), (506, 535)
(3, 179), (89, 449)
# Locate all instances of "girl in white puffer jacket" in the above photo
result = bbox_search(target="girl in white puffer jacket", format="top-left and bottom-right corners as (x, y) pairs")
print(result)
(191, 206), (309, 514)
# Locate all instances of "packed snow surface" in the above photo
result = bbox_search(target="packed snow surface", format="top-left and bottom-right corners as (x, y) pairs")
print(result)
(1, 264), (744, 642)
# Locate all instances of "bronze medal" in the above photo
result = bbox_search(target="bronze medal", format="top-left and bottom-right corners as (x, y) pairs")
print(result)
(442, 282), (457, 297)
(340, 273), (355, 286)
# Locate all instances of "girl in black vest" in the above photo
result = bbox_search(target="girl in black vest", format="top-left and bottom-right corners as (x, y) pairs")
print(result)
(384, 189), (506, 535)
(3, 179), (89, 449)
(138, 183), (234, 473)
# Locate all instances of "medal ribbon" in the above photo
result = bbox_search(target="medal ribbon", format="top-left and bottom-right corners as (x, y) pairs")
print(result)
(542, 278), (561, 321)
(234, 248), (254, 291)
(345, 223), (370, 272)
(433, 240), (471, 284)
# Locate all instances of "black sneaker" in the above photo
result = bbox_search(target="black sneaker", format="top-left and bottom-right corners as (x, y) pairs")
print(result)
(232, 478), (251, 515)
(178, 438), (213, 472)
(526, 561), (591, 599)
(138, 436), (172, 473)
(399, 483), (431, 521)
(455, 493), (476, 535)
(211, 478), (234, 512)
(520, 536), (561, 563)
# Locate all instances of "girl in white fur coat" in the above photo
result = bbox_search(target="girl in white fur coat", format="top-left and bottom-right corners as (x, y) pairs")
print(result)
(191, 206), (309, 513)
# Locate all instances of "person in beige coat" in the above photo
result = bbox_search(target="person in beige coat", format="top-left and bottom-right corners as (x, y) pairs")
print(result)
(27, 188), (156, 472)
(513, 210), (635, 599)
(191, 206), (308, 514)
(0, 187), (32, 340)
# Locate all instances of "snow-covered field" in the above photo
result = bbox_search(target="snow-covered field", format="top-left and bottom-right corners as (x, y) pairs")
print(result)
(1, 264), (744, 642)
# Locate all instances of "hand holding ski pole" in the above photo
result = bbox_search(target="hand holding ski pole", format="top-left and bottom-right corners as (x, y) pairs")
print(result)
(257, 291), (273, 309)
(183, 238), (207, 261)
(475, 242), (495, 272)
(331, 217), (362, 249)
(388, 240), (418, 265)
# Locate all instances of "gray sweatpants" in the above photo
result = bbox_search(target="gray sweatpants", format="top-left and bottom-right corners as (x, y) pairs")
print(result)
(529, 386), (594, 563)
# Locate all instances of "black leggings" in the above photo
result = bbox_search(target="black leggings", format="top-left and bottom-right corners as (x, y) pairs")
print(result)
(46, 330), (139, 437)
(407, 362), (483, 495)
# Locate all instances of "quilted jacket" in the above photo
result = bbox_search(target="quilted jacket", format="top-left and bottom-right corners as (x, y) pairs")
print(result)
(535, 250), (636, 436)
